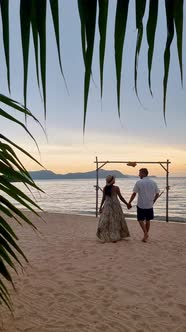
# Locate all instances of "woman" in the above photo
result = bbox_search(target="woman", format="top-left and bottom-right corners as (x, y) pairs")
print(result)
(96, 175), (130, 242)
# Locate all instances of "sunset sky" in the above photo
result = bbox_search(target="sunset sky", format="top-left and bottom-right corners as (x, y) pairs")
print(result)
(0, 1), (185, 177)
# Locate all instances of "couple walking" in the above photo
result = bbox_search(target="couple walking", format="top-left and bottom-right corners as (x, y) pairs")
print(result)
(96, 168), (160, 243)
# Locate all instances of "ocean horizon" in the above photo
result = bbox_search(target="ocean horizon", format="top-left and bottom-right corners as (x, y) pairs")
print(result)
(8, 177), (186, 223)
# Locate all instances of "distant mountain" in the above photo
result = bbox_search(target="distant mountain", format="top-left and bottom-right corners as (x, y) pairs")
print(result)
(29, 169), (130, 180)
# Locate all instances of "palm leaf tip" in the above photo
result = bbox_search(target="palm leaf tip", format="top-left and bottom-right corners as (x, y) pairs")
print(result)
(163, 0), (175, 120)
(20, 0), (32, 109)
(146, 0), (159, 96)
(134, 0), (146, 99)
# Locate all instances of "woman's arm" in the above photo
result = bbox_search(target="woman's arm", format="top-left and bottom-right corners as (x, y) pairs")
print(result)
(99, 189), (106, 213)
(116, 186), (128, 206)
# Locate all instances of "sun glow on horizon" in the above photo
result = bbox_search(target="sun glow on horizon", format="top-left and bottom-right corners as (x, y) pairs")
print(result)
(18, 139), (186, 177)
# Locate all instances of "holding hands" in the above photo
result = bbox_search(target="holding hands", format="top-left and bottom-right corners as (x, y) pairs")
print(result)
(127, 202), (132, 209)
(99, 207), (103, 214)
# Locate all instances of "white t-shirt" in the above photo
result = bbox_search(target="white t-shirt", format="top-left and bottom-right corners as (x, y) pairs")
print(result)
(133, 177), (160, 209)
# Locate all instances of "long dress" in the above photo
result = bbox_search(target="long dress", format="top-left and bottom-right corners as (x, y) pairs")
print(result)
(96, 191), (130, 242)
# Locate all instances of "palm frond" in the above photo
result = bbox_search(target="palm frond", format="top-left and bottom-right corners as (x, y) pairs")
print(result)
(98, 0), (108, 99)
(114, 0), (130, 114)
(20, 0), (32, 109)
(173, 0), (183, 85)
(134, 0), (146, 98)
(146, 0), (159, 96)
(78, 0), (97, 131)
(35, 0), (47, 116)
(163, 0), (175, 121)
(0, 0), (10, 92)
(0, 140), (44, 309)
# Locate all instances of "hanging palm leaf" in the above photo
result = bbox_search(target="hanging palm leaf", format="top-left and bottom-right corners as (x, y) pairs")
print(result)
(114, 0), (130, 114)
(78, 0), (97, 131)
(146, 0), (159, 96)
(0, 94), (45, 309)
(0, 0), (10, 93)
(173, 0), (183, 84)
(134, 0), (146, 98)
(98, 0), (108, 99)
(0, 134), (44, 309)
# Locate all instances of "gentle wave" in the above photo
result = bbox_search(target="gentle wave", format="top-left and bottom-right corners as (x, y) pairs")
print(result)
(4, 177), (186, 223)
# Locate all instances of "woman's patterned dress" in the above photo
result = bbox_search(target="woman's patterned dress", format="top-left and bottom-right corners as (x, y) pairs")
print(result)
(96, 192), (130, 242)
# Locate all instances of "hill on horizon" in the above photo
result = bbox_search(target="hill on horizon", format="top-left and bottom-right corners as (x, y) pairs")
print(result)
(29, 169), (133, 180)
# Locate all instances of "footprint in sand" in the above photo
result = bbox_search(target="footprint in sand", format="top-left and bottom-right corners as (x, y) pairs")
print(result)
(177, 304), (186, 311)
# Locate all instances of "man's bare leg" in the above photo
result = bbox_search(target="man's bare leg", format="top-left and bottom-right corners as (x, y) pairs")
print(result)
(139, 221), (148, 242)
(146, 220), (150, 233)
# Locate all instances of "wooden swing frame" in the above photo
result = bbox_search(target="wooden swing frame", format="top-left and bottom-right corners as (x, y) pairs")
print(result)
(94, 157), (171, 222)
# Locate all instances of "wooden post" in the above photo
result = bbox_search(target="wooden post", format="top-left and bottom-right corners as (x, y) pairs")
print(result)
(166, 159), (169, 222)
(96, 156), (99, 217)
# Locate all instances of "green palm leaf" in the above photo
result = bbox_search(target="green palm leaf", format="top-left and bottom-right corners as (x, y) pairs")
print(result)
(0, 195), (36, 228)
(0, 204), (13, 218)
(134, 0), (146, 98)
(0, 134), (43, 168)
(0, 160), (43, 192)
(78, 0), (97, 131)
(146, 0), (159, 95)
(0, 221), (29, 265)
(0, 148), (30, 178)
(49, 0), (62, 73)
(114, 0), (130, 114)
(0, 0), (10, 92)
(0, 259), (15, 288)
(173, 0), (183, 84)
(0, 282), (12, 310)
(0, 183), (42, 215)
(0, 245), (15, 269)
(36, 0), (47, 116)
(0, 216), (18, 240)
(31, 0), (40, 90)
(20, 0), (32, 109)
(0, 94), (46, 139)
(163, 0), (174, 121)
(0, 280), (11, 309)
(78, 0), (86, 64)
(98, 0), (108, 99)
(0, 108), (39, 150)
(0, 236), (22, 269)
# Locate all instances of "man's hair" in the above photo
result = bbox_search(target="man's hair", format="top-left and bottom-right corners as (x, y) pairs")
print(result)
(139, 168), (148, 176)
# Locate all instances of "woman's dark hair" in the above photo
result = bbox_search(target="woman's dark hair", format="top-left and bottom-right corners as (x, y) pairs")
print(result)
(104, 184), (113, 197)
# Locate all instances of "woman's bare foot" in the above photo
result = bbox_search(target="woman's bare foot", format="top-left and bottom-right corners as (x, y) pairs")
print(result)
(142, 233), (149, 242)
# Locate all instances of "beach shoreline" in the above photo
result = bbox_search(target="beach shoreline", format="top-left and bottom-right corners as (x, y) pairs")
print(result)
(1, 212), (186, 331)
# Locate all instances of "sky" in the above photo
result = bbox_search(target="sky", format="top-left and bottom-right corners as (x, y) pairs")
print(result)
(0, 1), (186, 177)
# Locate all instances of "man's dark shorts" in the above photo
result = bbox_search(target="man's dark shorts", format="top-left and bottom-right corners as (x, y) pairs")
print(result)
(137, 206), (154, 221)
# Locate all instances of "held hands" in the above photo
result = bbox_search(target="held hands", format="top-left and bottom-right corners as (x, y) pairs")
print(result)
(99, 207), (103, 214)
(127, 203), (132, 209)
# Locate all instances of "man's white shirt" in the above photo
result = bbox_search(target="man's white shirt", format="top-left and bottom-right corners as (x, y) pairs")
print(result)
(133, 177), (160, 209)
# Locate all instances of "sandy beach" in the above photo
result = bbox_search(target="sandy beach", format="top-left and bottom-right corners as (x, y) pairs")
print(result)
(1, 212), (186, 332)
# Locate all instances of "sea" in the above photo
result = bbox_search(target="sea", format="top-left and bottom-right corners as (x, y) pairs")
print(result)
(10, 177), (186, 223)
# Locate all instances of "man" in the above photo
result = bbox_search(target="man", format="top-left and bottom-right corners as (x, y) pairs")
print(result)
(128, 168), (160, 242)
